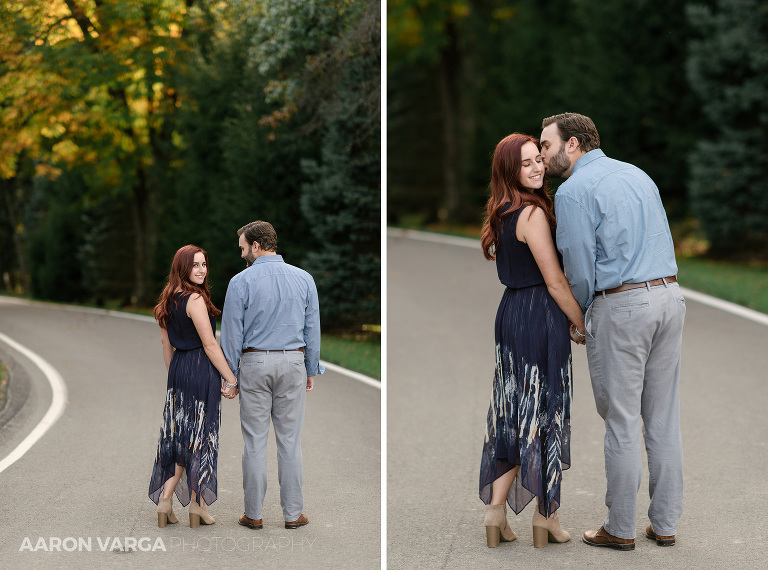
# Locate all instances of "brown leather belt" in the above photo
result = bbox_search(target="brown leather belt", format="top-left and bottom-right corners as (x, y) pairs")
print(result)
(243, 347), (304, 353)
(596, 276), (677, 296)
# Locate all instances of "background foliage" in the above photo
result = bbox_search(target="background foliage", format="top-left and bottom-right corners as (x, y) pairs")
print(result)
(388, 0), (768, 256)
(0, 0), (381, 333)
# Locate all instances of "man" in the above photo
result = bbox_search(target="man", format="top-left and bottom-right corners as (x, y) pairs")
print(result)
(540, 113), (684, 550)
(221, 220), (323, 530)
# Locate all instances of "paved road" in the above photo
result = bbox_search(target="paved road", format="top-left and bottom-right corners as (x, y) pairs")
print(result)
(0, 299), (380, 568)
(387, 231), (768, 569)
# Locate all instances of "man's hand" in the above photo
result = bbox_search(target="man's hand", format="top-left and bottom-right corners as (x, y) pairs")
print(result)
(569, 323), (586, 345)
(306, 376), (315, 392)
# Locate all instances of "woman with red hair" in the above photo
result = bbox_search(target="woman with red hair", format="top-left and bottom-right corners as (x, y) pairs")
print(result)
(148, 245), (238, 528)
(478, 134), (585, 548)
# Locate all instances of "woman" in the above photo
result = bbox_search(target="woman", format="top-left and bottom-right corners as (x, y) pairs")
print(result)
(479, 133), (586, 548)
(148, 245), (239, 528)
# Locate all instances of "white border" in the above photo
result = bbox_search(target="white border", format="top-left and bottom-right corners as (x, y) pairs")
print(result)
(387, 228), (768, 327)
(0, 333), (69, 474)
(380, 2), (388, 561)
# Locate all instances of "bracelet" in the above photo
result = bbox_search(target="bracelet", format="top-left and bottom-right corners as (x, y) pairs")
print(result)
(223, 381), (238, 389)
(574, 329), (586, 338)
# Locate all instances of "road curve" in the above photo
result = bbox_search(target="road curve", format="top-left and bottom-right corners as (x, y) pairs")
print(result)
(0, 298), (380, 568)
(387, 231), (768, 570)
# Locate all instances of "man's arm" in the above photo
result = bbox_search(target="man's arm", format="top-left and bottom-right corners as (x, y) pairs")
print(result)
(220, 277), (245, 377)
(555, 193), (597, 312)
(303, 276), (324, 377)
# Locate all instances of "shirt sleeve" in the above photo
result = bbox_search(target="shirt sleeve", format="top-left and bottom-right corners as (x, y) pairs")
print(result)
(220, 277), (245, 377)
(303, 276), (324, 376)
(555, 193), (597, 312)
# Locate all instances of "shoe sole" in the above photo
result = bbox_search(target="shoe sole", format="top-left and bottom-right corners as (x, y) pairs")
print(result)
(285, 522), (308, 529)
(645, 531), (675, 546)
(239, 521), (263, 529)
(582, 536), (635, 550)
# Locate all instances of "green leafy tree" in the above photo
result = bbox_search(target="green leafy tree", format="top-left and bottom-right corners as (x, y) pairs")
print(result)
(388, 0), (474, 223)
(687, 0), (768, 254)
(0, 0), (200, 304)
(388, 0), (701, 225)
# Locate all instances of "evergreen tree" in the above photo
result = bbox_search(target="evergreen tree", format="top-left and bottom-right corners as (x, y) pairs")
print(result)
(300, 1), (381, 331)
(687, 0), (768, 254)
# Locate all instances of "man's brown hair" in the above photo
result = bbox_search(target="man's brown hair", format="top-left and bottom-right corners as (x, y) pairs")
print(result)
(237, 220), (278, 252)
(541, 113), (600, 152)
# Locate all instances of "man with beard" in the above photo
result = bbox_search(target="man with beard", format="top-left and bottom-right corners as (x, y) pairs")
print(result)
(220, 220), (323, 531)
(540, 113), (684, 551)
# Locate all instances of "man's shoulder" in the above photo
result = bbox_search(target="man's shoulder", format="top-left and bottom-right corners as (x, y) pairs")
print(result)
(562, 154), (643, 194)
(281, 262), (316, 284)
(250, 257), (316, 284)
(228, 266), (251, 287)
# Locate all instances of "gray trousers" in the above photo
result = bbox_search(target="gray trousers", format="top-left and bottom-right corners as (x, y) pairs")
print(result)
(239, 350), (307, 521)
(585, 281), (685, 539)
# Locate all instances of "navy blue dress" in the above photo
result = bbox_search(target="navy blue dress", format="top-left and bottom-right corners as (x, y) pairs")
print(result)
(479, 205), (573, 517)
(148, 293), (221, 507)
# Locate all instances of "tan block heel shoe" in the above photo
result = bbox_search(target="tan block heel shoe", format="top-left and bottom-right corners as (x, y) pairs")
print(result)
(189, 500), (215, 528)
(484, 504), (517, 547)
(532, 509), (570, 548)
(157, 497), (179, 528)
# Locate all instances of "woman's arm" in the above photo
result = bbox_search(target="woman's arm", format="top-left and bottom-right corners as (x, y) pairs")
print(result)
(160, 327), (174, 371)
(517, 205), (586, 336)
(187, 294), (239, 390)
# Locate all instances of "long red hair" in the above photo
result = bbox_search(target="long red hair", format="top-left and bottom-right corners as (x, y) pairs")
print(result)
(153, 245), (221, 328)
(480, 133), (556, 260)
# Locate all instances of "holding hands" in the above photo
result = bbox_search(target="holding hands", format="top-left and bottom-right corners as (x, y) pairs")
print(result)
(569, 322), (586, 345)
(221, 380), (238, 399)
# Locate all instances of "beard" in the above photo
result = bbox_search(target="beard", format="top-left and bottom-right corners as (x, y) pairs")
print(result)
(546, 144), (570, 178)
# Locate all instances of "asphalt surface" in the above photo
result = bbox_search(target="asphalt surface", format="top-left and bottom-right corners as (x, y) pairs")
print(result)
(387, 231), (768, 569)
(0, 298), (380, 568)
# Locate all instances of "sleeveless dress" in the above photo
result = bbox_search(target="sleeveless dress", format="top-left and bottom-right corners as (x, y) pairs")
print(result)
(479, 204), (573, 517)
(148, 292), (221, 507)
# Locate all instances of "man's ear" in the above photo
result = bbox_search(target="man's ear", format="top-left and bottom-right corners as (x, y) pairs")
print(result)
(566, 136), (580, 153)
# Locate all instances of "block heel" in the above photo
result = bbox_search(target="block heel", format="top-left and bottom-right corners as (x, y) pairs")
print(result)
(532, 525), (550, 548)
(486, 525), (501, 548)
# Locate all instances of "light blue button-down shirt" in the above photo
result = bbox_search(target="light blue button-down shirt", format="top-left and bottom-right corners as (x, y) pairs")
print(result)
(554, 149), (678, 312)
(221, 255), (324, 377)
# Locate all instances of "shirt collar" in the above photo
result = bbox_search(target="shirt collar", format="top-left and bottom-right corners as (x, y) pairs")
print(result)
(571, 148), (606, 176)
(253, 254), (284, 265)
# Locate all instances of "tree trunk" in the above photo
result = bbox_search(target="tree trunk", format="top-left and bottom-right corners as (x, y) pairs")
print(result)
(438, 18), (463, 223)
(130, 172), (149, 306)
(3, 177), (30, 293)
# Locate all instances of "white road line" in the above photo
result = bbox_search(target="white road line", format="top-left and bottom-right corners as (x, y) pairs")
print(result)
(0, 333), (68, 474)
(388, 227), (768, 327)
(0, 296), (380, 387)
(320, 361), (380, 389)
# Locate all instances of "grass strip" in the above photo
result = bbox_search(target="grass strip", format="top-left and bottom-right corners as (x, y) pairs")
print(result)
(676, 257), (768, 314)
(320, 334), (381, 380)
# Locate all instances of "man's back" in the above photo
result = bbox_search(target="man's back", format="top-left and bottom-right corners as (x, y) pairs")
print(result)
(555, 149), (677, 309)
(221, 255), (322, 378)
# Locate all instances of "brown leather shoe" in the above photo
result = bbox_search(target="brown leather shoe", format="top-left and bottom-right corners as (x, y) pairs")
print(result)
(582, 526), (635, 550)
(285, 513), (308, 529)
(646, 524), (675, 546)
(238, 514), (263, 529)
